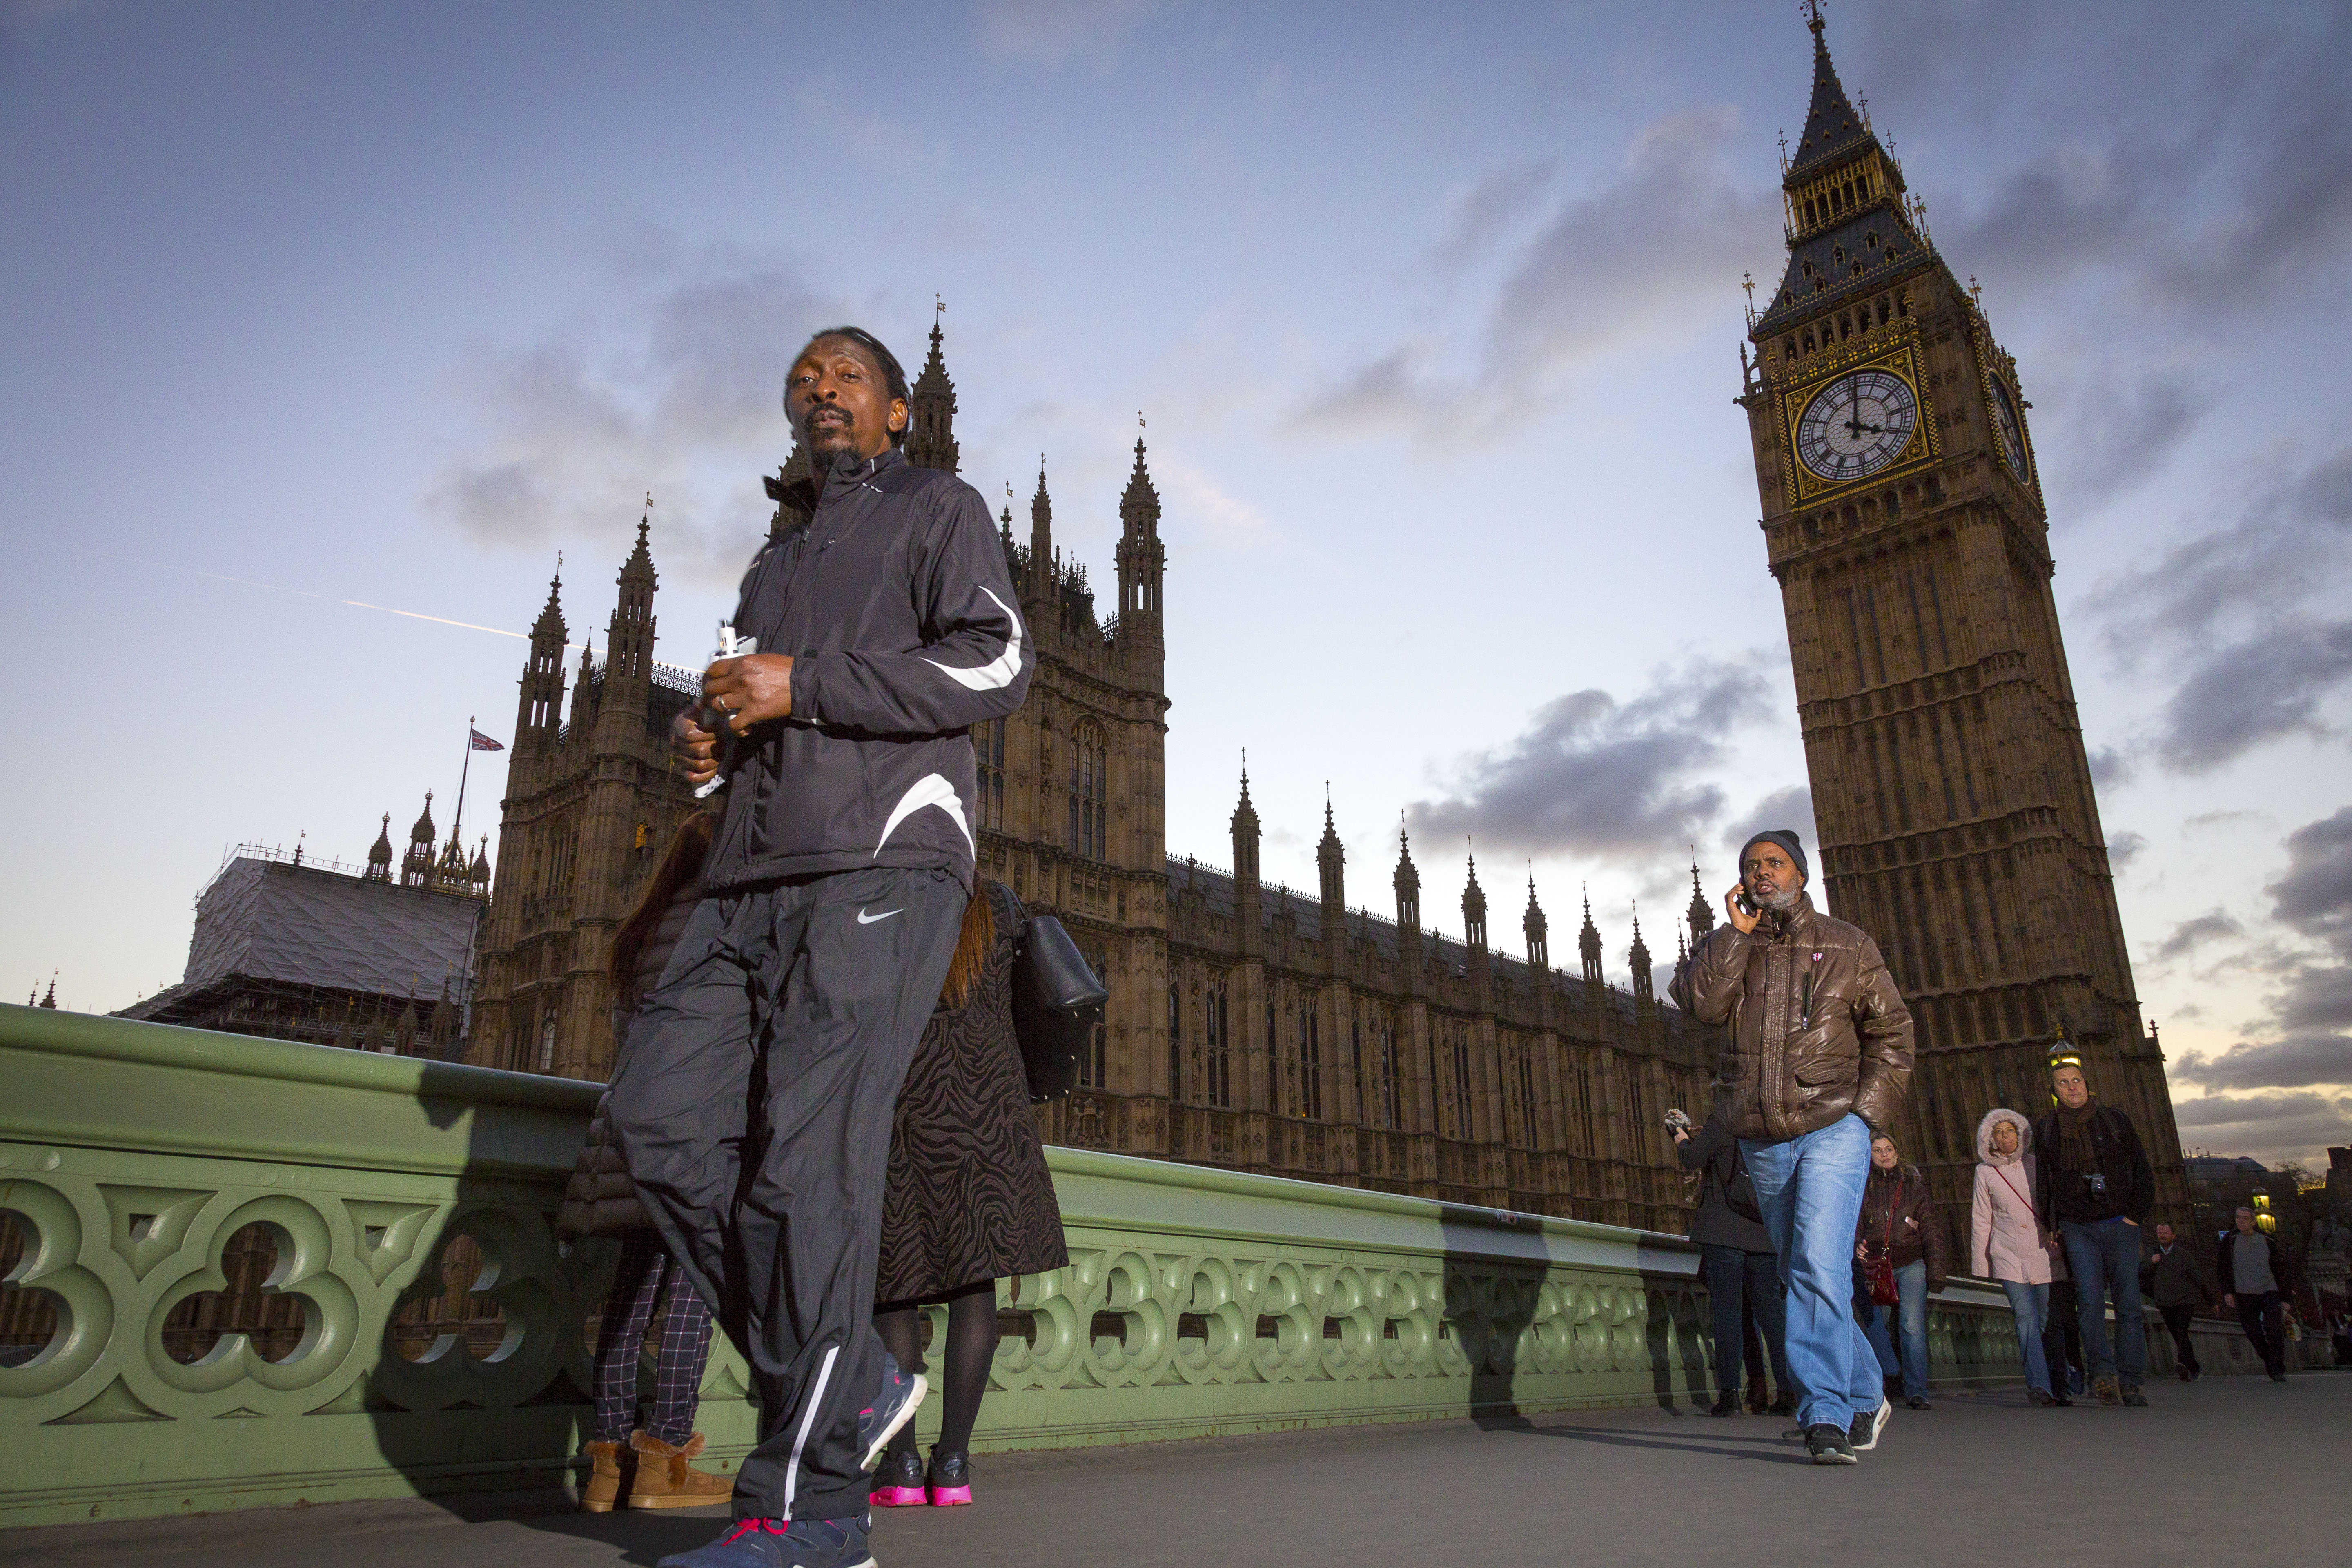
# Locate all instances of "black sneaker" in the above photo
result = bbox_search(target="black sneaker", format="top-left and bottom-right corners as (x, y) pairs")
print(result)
(1849, 1395), (1891, 1452)
(868, 1446), (925, 1508)
(1906, 1394), (1933, 1410)
(1804, 1423), (1857, 1465)
(656, 1514), (874, 1568)
(2120, 1385), (2149, 1408)
(855, 1353), (928, 1474)
(1768, 1391), (1799, 1418)
(926, 1448), (972, 1506)
(1708, 1391), (1743, 1417)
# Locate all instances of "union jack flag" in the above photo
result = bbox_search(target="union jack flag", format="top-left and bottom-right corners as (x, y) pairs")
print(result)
(469, 728), (505, 752)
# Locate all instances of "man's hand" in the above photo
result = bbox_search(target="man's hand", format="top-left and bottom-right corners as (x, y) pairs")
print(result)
(1855, 1241), (1870, 1263)
(701, 653), (795, 735)
(671, 708), (722, 786)
(1723, 883), (1758, 935)
(1672, 1127), (1690, 1145)
(2223, 1292), (2236, 1310)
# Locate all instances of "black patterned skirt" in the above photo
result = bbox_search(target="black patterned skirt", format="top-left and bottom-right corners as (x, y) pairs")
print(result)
(875, 881), (1069, 1306)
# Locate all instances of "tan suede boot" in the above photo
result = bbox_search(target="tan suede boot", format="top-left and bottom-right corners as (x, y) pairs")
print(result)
(579, 1439), (629, 1513)
(626, 1430), (735, 1509)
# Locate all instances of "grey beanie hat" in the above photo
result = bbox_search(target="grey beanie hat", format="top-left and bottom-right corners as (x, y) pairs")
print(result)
(1739, 829), (1810, 886)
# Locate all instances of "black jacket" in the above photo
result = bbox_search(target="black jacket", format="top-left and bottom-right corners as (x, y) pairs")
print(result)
(2215, 1230), (2301, 1298)
(2031, 1102), (2154, 1227)
(704, 448), (1032, 891)
(2140, 1241), (2216, 1310)
(1676, 1114), (1772, 1252)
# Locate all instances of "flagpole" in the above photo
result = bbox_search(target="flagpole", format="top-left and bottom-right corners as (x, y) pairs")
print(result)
(452, 716), (473, 849)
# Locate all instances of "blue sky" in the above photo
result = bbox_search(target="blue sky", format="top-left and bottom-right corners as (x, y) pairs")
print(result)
(5, 0), (2348, 1165)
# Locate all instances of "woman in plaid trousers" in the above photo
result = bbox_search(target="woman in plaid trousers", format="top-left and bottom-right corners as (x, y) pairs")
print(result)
(558, 812), (734, 1513)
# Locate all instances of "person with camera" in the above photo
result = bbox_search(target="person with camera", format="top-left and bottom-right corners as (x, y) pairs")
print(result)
(1670, 829), (1914, 1466)
(867, 878), (1068, 1511)
(2218, 1205), (2303, 1382)
(1853, 1132), (1947, 1410)
(1672, 1108), (1794, 1417)
(608, 325), (1033, 1568)
(2141, 1221), (2215, 1381)
(2032, 1059), (2155, 1408)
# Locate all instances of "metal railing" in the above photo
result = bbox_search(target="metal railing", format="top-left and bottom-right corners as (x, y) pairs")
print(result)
(0, 1002), (2067, 1529)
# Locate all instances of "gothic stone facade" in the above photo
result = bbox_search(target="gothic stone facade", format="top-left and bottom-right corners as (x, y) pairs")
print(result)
(466, 323), (1713, 1232)
(1737, 13), (2189, 1226)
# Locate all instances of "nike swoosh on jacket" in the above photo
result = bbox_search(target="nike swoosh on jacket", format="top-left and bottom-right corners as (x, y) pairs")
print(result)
(703, 446), (1033, 891)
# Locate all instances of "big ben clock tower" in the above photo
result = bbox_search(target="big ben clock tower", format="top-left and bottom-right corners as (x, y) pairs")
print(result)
(1739, 5), (2188, 1222)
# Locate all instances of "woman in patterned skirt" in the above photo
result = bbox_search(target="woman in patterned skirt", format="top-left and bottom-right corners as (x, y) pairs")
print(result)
(868, 879), (1068, 1508)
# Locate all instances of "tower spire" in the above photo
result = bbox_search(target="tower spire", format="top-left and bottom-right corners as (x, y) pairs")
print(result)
(1029, 459), (1054, 597)
(905, 300), (960, 474)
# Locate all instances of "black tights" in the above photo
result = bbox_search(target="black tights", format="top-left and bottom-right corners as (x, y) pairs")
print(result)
(873, 1282), (997, 1459)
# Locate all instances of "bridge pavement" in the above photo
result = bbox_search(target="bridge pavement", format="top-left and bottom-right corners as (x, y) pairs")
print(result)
(6, 1374), (2342, 1568)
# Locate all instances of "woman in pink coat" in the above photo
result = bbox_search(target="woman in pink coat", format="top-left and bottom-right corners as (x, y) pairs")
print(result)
(1971, 1108), (2060, 1405)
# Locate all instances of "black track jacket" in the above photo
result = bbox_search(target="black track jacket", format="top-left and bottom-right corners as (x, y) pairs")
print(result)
(702, 447), (1031, 891)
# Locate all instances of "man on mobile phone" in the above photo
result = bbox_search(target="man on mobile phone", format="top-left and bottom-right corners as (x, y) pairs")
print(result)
(1670, 829), (1913, 1466)
(610, 326), (1031, 1568)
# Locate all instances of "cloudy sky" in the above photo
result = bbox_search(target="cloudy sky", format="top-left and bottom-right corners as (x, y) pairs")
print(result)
(5, 0), (2348, 1166)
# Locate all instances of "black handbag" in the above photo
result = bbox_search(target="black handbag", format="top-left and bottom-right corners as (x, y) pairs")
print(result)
(1011, 913), (1107, 1104)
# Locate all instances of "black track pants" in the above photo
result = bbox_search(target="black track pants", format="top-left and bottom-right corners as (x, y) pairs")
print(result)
(609, 865), (965, 1522)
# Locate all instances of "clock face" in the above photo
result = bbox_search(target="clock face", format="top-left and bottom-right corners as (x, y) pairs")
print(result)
(1991, 377), (2030, 478)
(1795, 368), (1920, 483)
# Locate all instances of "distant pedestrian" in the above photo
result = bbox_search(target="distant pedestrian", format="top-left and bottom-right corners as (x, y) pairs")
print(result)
(2140, 1221), (2216, 1381)
(1854, 1133), (1948, 1410)
(1969, 1109), (2060, 1406)
(2217, 1207), (2300, 1383)
(1674, 1109), (1795, 1417)
(2034, 1060), (2155, 1407)
(1672, 829), (1915, 1466)
(560, 813), (733, 1514)
(868, 880), (1068, 1510)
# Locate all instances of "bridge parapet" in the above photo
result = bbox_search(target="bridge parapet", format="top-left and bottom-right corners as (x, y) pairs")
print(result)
(0, 1003), (2031, 1528)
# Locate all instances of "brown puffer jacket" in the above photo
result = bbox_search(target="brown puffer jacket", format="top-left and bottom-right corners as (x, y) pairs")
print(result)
(555, 883), (703, 1239)
(1857, 1159), (1949, 1291)
(1670, 892), (1914, 1142)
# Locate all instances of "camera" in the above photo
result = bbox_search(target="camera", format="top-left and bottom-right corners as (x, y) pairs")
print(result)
(1664, 1107), (1693, 1133)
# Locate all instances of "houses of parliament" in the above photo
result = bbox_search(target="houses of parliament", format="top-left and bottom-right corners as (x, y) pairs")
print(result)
(459, 12), (2189, 1234)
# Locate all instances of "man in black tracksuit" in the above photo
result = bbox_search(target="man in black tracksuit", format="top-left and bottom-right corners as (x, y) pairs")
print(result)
(610, 327), (1031, 1568)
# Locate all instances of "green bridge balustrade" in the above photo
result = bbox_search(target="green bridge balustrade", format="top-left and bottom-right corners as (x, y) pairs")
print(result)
(0, 1003), (2060, 1528)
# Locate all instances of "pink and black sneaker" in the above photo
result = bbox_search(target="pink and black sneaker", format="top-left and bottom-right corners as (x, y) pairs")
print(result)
(868, 1448), (926, 1508)
(925, 1449), (972, 1507)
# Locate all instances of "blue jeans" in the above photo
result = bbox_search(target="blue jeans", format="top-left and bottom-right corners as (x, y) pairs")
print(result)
(1854, 1260), (1930, 1399)
(1855, 1261), (1899, 1377)
(2062, 1217), (2146, 1386)
(1742, 1114), (1881, 1431)
(1999, 1279), (2052, 1395)
(1700, 1244), (1791, 1399)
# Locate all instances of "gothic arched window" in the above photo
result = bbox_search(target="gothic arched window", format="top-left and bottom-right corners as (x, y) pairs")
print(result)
(975, 718), (1007, 831)
(1206, 979), (1232, 1109)
(1168, 981), (1182, 1102)
(1067, 726), (1107, 860)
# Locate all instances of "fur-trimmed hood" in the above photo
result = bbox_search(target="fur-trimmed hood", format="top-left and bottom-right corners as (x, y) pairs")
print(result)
(1976, 1107), (2033, 1167)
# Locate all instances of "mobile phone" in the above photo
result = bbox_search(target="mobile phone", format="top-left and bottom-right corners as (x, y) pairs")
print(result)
(1735, 889), (1758, 917)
